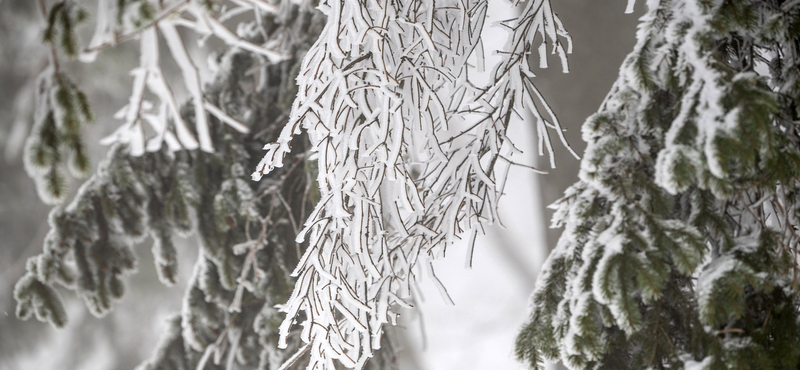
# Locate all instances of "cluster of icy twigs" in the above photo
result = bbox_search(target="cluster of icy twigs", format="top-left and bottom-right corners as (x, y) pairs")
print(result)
(251, 0), (575, 368)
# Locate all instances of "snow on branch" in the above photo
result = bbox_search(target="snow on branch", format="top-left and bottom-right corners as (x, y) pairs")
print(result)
(517, 0), (800, 368)
(86, 0), (291, 154)
(252, 0), (573, 368)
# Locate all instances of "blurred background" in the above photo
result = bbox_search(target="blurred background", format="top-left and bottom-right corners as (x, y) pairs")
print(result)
(0, 1), (641, 369)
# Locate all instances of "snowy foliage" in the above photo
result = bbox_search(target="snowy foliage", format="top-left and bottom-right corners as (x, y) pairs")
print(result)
(24, 66), (94, 205)
(517, 0), (800, 369)
(24, 0), (289, 204)
(16, 0), (579, 368)
(91, 0), (286, 154)
(250, 0), (575, 367)
(15, 2), (401, 369)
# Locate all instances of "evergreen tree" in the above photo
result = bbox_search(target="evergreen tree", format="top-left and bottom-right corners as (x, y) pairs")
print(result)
(517, 0), (800, 369)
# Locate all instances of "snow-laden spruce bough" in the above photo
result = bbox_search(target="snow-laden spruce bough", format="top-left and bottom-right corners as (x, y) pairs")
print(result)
(13, 0), (800, 369)
(516, 0), (800, 369)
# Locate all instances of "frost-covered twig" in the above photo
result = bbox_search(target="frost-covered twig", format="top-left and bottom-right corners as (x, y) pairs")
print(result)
(252, 0), (573, 367)
(87, 0), (291, 154)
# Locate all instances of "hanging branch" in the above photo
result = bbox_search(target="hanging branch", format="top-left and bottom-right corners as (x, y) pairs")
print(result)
(252, 0), (573, 368)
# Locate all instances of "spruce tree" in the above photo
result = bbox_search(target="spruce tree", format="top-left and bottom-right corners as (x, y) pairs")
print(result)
(517, 0), (800, 369)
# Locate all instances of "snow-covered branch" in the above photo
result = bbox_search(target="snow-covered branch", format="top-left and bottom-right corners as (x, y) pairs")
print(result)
(88, 0), (291, 154)
(253, 0), (573, 368)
